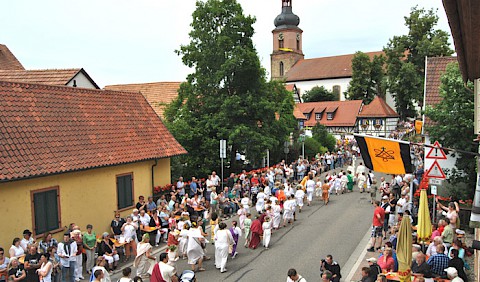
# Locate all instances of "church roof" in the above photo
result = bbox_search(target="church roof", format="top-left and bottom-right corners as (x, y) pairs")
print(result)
(0, 80), (186, 182)
(0, 44), (25, 70)
(286, 51), (384, 82)
(423, 56), (458, 129)
(358, 96), (398, 118)
(0, 68), (99, 88)
(104, 82), (182, 118)
(295, 100), (363, 127)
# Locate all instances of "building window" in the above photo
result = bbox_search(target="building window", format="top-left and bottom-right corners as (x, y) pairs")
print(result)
(280, 62), (284, 77)
(315, 113), (322, 120)
(32, 187), (60, 235)
(332, 85), (341, 100)
(117, 173), (134, 210)
(327, 113), (334, 120)
(304, 113), (310, 120)
(279, 39), (284, 49)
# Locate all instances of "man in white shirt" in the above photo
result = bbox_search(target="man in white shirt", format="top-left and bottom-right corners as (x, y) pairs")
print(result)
(396, 192), (408, 214)
(138, 209), (151, 227)
(211, 171), (220, 187)
(287, 268), (306, 282)
(355, 162), (366, 178)
(57, 233), (77, 282)
(153, 252), (178, 282)
(20, 229), (34, 252)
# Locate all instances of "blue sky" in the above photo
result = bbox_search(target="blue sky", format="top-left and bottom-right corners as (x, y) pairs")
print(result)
(1, 0), (452, 87)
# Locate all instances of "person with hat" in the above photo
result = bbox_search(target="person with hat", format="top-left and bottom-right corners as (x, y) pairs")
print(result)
(366, 257), (381, 281)
(21, 230), (35, 253)
(444, 267), (464, 282)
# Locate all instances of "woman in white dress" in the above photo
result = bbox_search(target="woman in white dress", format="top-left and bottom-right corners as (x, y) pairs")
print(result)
(214, 223), (234, 273)
(262, 217), (272, 249)
(133, 234), (155, 279)
(37, 253), (52, 282)
(294, 185), (305, 213)
(271, 202), (282, 230)
(178, 224), (190, 260)
(186, 222), (206, 272)
(305, 173), (316, 206)
(283, 195), (296, 227)
(255, 188), (266, 213)
(240, 193), (251, 213)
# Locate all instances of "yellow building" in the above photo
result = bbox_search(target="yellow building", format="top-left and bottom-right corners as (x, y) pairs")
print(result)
(0, 81), (186, 248)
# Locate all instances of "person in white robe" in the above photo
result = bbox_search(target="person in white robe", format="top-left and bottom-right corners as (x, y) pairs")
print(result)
(255, 188), (266, 213)
(214, 223), (234, 273)
(186, 222), (206, 272)
(262, 217), (272, 249)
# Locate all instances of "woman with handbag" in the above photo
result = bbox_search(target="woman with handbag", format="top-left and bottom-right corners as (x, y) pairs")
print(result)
(186, 222), (206, 272)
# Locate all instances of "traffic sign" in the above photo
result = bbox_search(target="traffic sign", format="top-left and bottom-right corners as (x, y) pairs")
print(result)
(429, 178), (443, 185)
(219, 139), (226, 159)
(426, 141), (447, 160)
(425, 160), (446, 179)
(431, 185), (437, 195)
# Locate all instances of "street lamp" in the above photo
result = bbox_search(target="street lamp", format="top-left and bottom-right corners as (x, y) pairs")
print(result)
(299, 134), (305, 159)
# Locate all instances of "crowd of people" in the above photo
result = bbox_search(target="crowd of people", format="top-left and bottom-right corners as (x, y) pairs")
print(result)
(362, 171), (470, 282)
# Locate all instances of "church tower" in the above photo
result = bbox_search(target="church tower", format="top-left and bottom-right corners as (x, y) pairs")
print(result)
(271, 0), (304, 81)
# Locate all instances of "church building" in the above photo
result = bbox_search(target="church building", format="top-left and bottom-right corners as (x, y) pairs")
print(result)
(271, 0), (395, 109)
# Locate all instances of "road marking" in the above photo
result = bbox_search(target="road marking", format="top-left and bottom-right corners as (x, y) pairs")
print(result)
(344, 226), (371, 281)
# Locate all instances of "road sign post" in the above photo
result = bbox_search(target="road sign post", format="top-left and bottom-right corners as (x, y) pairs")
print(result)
(220, 139), (226, 189)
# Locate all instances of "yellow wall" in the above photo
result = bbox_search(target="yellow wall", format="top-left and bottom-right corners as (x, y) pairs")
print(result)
(0, 158), (171, 249)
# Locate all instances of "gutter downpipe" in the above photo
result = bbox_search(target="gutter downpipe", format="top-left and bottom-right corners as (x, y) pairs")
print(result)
(151, 159), (158, 196)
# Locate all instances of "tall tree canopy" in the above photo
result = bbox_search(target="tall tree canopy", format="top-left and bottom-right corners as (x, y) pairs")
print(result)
(425, 62), (476, 199)
(165, 0), (295, 178)
(384, 6), (453, 119)
(346, 52), (386, 104)
(302, 86), (336, 102)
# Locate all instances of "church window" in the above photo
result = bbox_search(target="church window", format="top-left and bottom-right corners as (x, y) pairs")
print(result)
(279, 39), (284, 49)
(280, 62), (284, 76)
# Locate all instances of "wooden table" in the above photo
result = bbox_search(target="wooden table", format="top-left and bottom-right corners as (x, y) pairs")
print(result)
(385, 273), (450, 282)
(109, 238), (127, 248)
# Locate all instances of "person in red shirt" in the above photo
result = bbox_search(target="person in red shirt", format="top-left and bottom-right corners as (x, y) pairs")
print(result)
(367, 200), (385, 252)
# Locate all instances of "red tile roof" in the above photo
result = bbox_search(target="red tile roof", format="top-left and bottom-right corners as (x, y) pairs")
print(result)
(286, 51), (384, 82)
(0, 69), (86, 86)
(285, 84), (295, 91)
(0, 44), (24, 70)
(358, 96), (398, 117)
(0, 81), (187, 182)
(295, 100), (363, 127)
(105, 82), (182, 118)
(423, 56), (458, 128)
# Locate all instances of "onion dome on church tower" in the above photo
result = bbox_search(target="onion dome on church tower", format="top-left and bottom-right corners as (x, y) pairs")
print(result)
(274, 0), (300, 30)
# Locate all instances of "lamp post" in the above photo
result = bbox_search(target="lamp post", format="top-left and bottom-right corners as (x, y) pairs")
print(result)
(299, 134), (305, 159)
(284, 141), (289, 162)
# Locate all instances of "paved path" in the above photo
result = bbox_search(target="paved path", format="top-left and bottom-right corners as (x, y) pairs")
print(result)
(106, 173), (378, 281)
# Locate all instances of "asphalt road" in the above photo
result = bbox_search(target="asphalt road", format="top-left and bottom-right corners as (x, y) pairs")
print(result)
(110, 183), (377, 281)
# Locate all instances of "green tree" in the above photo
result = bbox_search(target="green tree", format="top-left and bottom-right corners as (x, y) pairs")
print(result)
(164, 0), (295, 178)
(311, 123), (336, 152)
(384, 6), (453, 119)
(346, 52), (386, 104)
(425, 62), (475, 199)
(302, 86), (336, 102)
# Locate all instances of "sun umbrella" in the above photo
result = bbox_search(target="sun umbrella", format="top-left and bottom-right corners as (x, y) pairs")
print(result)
(417, 189), (432, 243)
(396, 215), (412, 282)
